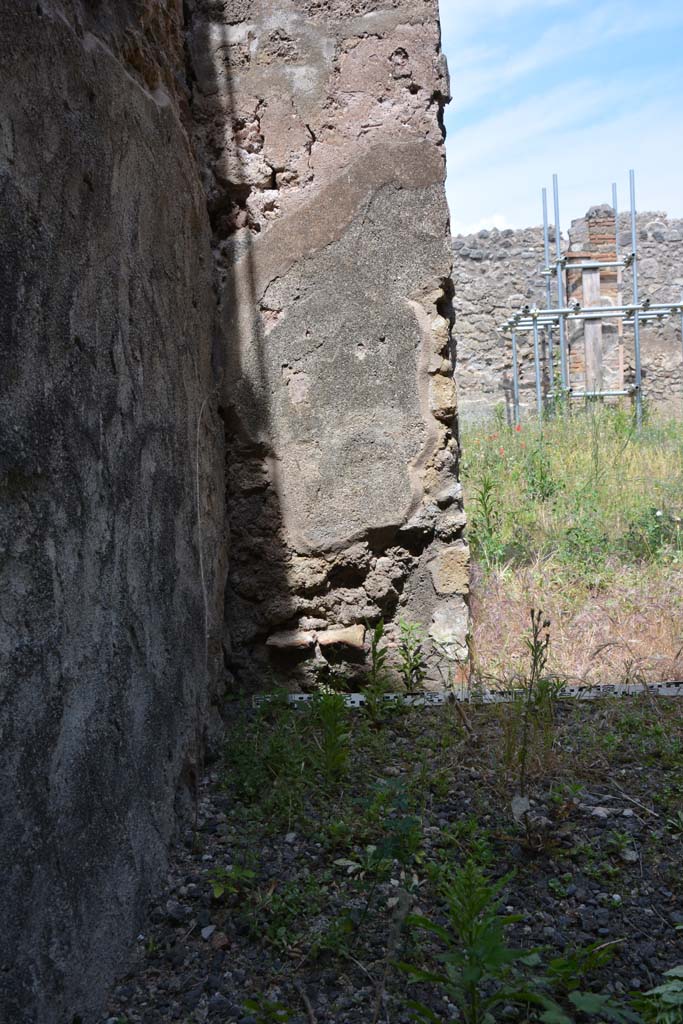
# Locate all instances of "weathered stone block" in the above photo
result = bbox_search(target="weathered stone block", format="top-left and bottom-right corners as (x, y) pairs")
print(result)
(429, 545), (471, 595)
(267, 630), (317, 649)
(429, 597), (469, 660)
(317, 625), (366, 649)
(429, 374), (458, 422)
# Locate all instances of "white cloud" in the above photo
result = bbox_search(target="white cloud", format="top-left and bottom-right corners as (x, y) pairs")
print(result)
(440, 0), (683, 230)
(445, 0), (683, 115)
(447, 88), (683, 232)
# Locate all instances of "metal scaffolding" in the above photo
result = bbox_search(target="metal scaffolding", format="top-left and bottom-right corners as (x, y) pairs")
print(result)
(499, 170), (683, 427)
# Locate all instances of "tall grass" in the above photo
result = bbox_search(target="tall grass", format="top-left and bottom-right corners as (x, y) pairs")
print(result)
(461, 405), (683, 582)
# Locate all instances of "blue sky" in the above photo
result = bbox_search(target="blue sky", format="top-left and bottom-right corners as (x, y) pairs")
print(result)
(440, 0), (683, 234)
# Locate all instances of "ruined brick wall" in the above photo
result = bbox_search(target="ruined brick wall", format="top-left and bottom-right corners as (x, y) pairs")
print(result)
(453, 212), (683, 419)
(569, 210), (683, 407)
(185, 0), (468, 684)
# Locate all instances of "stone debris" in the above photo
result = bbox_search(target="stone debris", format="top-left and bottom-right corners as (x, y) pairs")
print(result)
(317, 625), (366, 649)
(266, 630), (316, 650)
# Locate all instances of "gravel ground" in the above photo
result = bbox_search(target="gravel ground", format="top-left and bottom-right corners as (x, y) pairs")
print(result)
(103, 696), (683, 1024)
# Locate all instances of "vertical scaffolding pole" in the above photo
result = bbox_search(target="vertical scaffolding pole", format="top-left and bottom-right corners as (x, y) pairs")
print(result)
(613, 182), (625, 391)
(542, 188), (555, 396)
(511, 329), (521, 426)
(532, 316), (543, 419)
(629, 169), (643, 427)
(553, 174), (569, 393)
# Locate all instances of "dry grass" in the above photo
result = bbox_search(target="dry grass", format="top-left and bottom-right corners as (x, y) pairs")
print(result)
(470, 562), (683, 685)
(461, 406), (683, 686)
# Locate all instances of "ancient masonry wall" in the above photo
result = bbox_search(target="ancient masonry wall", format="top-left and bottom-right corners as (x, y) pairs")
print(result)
(186, 0), (469, 685)
(453, 212), (683, 420)
(0, 3), (226, 1021)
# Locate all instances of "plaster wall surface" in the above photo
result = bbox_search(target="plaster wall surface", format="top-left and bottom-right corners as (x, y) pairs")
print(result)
(186, 0), (468, 684)
(453, 213), (683, 420)
(0, 3), (226, 1020)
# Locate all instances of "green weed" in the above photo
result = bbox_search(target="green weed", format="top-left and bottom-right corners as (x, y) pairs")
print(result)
(401, 859), (639, 1024)
(461, 407), (683, 579)
(209, 864), (257, 900)
(398, 621), (428, 690)
(364, 618), (393, 721)
(311, 691), (349, 783)
(242, 995), (292, 1023)
(633, 966), (683, 1024)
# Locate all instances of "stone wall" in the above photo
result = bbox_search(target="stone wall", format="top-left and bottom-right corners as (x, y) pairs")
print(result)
(453, 212), (683, 420)
(185, 0), (468, 685)
(0, 3), (226, 1021)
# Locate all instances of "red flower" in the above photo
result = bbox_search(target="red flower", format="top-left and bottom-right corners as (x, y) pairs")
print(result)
(515, 424), (522, 432)
(499, 447), (505, 456)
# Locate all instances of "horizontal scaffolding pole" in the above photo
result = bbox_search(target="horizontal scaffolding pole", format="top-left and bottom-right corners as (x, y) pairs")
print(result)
(500, 301), (683, 333)
(541, 254), (635, 276)
(571, 389), (633, 398)
(562, 259), (629, 271)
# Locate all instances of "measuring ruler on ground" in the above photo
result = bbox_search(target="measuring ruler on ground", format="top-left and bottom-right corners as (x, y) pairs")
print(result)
(253, 680), (683, 709)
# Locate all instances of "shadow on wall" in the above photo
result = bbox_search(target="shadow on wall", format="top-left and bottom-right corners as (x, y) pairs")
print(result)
(0, 2), (227, 1021)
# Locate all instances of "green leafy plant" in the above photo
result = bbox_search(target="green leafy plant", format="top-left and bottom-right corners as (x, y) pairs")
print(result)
(209, 864), (257, 900)
(243, 995), (292, 1023)
(247, 875), (328, 952)
(546, 940), (619, 993)
(364, 618), (393, 721)
(547, 874), (573, 900)
(525, 438), (559, 501)
(398, 621), (428, 690)
(470, 473), (505, 568)
(561, 990), (641, 1024)
(221, 705), (308, 825)
(634, 959), (683, 1017)
(401, 859), (639, 1024)
(400, 859), (556, 1024)
(620, 506), (683, 563)
(312, 691), (350, 783)
(517, 609), (553, 795)
(359, 778), (424, 867)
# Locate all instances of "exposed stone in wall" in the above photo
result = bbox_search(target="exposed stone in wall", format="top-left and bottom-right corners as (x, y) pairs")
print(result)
(453, 226), (553, 420)
(185, 0), (468, 685)
(0, 3), (225, 1021)
(453, 212), (683, 420)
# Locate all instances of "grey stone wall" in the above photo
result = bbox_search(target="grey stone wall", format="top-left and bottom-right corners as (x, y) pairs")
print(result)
(453, 214), (683, 420)
(186, 0), (468, 685)
(0, 3), (226, 1021)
